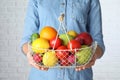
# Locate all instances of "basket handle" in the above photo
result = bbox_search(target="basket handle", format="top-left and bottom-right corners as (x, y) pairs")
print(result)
(52, 14), (72, 50)
(53, 13), (72, 50)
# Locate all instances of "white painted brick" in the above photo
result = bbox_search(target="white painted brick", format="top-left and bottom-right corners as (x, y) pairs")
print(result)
(6, 35), (17, 40)
(8, 39), (17, 46)
(0, 57), (17, 62)
(0, 46), (8, 51)
(0, 73), (9, 78)
(8, 62), (22, 68)
(17, 67), (30, 73)
(0, 8), (7, 14)
(0, 62), (8, 68)
(8, 72), (26, 78)
(7, 46), (17, 52)
(0, 40), (8, 47)
(0, 68), (17, 73)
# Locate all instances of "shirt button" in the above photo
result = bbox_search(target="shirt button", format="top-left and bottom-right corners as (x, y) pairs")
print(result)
(61, 3), (65, 5)
(71, 16), (75, 19)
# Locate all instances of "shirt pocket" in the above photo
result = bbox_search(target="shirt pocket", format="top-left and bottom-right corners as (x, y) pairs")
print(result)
(69, 1), (88, 24)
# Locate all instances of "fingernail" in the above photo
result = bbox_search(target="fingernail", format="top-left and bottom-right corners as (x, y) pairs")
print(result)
(79, 68), (81, 71)
(38, 67), (41, 70)
(82, 67), (85, 70)
(75, 69), (78, 71)
(41, 67), (44, 70)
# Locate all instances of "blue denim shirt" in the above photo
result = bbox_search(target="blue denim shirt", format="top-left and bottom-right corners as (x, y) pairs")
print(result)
(21, 0), (105, 80)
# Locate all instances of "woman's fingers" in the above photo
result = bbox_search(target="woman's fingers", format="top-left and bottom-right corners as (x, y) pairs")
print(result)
(75, 66), (85, 71)
(27, 52), (49, 71)
(84, 59), (95, 69)
(75, 60), (95, 71)
(40, 67), (49, 71)
(30, 62), (41, 70)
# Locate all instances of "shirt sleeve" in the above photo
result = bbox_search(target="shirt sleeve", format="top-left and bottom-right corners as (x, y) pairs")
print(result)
(87, 0), (105, 55)
(20, 0), (39, 53)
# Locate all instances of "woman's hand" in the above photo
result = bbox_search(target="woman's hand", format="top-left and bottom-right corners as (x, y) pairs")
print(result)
(27, 51), (48, 71)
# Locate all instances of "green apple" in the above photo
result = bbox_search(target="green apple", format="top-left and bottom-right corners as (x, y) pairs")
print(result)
(59, 34), (74, 46)
(76, 46), (92, 65)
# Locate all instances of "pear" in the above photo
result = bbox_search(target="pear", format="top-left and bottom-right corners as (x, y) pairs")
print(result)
(76, 46), (92, 65)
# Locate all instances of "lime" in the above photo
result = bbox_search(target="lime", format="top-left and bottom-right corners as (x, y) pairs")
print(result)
(30, 33), (40, 42)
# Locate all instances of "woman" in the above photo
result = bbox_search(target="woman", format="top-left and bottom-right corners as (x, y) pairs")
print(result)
(21, 0), (105, 80)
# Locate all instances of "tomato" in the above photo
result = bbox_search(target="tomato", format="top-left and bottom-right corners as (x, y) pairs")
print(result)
(67, 40), (81, 49)
(56, 46), (69, 60)
(50, 37), (62, 49)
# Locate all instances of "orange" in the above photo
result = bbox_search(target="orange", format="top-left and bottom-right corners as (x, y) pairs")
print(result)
(40, 26), (57, 40)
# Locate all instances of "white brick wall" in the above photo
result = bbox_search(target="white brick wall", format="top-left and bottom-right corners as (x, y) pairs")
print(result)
(0, 0), (30, 80)
(0, 0), (120, 80)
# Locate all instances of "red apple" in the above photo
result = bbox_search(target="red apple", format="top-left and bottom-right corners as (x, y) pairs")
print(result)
(50, 37), (62, 49)
(67, 40), (81, 49)
(75, 32), (93, 46)
(33, 54), (42, 63)
(56, 46), (69, 60)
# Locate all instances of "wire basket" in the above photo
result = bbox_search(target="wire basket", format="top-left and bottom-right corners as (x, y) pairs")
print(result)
(28, 14), (97, 68)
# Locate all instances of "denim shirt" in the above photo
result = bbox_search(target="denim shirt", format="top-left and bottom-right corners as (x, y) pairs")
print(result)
(21, 0), (105, 80)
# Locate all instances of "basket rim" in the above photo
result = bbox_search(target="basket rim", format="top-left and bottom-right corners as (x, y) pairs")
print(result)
(28, 41), (97, 51)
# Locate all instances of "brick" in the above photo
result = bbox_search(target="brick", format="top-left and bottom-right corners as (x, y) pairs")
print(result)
(0, 7), (7, 13)
(0, 40), (8, 47)
(6, 35), (17, 40)
(8, 62), (22, 68)
(0, 47), (8, 51)
(0, 62), (8, 68)
(8, 39), (17, 46)
(0, 73), (8, 78)
(0, 51), (8, 56)
(0, 68), (17, 73)
(8, 72), (26, 78)
(0, 57), (17, 62)
(17, 67), (30, 73)
(8, 46), (17, 52)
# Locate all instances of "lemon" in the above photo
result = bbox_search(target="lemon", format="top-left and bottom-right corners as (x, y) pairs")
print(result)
(32, 38), (50, 53)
